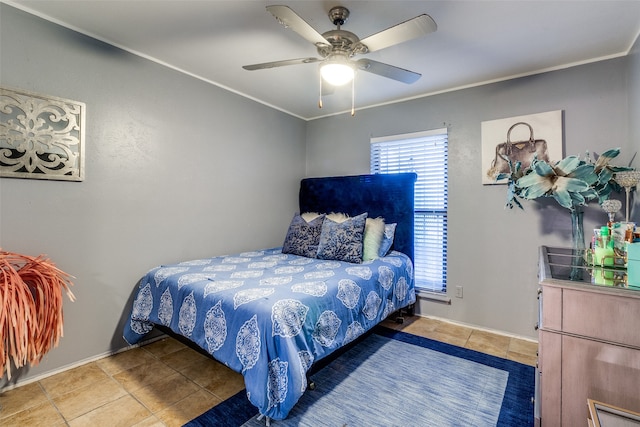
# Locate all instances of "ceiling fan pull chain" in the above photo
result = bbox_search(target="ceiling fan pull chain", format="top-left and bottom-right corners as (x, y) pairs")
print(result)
(318, 73), (323, 109)
(351, 76), (356, 116)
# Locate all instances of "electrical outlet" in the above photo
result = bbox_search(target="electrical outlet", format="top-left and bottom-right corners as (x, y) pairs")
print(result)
(455, 286), (463, 298)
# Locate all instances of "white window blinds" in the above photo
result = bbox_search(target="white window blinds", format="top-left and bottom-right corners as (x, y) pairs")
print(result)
(371, 129), (448, 292)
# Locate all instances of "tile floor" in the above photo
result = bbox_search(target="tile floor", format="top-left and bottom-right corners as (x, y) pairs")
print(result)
(0, 315), (538, 426)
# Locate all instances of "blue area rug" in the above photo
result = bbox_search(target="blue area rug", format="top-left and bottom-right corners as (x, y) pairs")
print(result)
(185, 326), (535, 427)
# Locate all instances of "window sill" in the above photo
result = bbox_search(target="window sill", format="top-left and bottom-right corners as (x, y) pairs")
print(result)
(415, 288), (451, 304)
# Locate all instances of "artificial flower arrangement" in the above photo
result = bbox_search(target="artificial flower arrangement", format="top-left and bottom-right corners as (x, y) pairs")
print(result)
(495, 148), (635, 257)
(497, 148), (629, 213)
(496, 148), (639, 287)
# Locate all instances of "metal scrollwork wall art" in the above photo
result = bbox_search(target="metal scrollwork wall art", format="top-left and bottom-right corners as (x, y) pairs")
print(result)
(0, 87), (85, 181)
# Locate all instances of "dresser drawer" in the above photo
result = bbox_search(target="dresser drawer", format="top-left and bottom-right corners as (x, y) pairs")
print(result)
(562, 335), (640, 424)
(562, 288), (640, 348)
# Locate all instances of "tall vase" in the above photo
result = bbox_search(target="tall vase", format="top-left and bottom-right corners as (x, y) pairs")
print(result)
(570, 208), (585, 281)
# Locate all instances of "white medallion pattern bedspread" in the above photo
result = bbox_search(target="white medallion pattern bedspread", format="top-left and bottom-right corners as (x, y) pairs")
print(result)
(123, 247), (415, 420)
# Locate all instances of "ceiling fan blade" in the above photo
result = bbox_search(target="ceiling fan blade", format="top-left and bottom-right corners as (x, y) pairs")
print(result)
(355, 59), (421, 84)
(359, 14), (437, 53)
(243, 57), (321, 71)
(266, 5), (330, 47)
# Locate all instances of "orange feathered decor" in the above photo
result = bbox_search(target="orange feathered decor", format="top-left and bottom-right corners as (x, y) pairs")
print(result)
(0, 250), (75, 379)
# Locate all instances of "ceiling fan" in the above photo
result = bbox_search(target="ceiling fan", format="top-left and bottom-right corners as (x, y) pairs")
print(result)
(243, 5), (437, 107)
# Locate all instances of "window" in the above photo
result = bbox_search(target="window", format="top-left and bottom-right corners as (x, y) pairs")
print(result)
(371, 129), (448, 292)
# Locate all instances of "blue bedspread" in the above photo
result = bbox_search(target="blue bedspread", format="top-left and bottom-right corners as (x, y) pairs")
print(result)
(123, 247), (415, 420)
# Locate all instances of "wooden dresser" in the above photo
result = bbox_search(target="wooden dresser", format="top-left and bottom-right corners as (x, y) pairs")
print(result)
(537, 246), (640, 427)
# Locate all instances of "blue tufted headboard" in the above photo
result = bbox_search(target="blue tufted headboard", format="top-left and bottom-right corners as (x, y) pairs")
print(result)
(298, 173), (417, 263)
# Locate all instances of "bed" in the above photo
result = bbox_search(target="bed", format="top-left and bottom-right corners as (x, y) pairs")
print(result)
(122, 173), (417, 422)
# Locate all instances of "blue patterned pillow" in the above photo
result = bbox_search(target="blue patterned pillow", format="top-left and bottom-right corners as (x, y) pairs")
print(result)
(378, 223), (397, 257)
(316, 212), (368, 263)
(282, 213), (325, 258)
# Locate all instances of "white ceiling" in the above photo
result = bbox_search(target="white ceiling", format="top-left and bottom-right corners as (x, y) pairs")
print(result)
(6, 1), (640, 120)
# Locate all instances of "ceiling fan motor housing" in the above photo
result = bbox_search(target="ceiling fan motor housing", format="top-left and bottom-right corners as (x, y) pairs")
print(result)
(317, 30), (366, 57)
(329, 6), (349, 26)
(317, 7), (368, 57)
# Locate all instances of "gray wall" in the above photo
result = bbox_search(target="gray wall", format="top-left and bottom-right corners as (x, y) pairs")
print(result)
(0, 5), (306, 385)
(306, 57), (636, 340)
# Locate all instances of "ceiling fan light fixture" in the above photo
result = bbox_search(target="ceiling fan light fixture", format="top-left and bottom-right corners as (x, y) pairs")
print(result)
(320, 57), (354, 86)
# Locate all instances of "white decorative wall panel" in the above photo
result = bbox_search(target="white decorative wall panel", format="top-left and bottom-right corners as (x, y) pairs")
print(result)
(0, 87), (85, 181)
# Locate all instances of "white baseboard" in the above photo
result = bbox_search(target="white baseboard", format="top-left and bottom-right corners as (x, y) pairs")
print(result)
(413, 313), (538, 344)
(0, 334), (168, 393)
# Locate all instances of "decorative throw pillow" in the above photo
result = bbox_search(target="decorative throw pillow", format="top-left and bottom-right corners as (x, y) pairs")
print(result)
(378, 223), (397, 257)
(362, 217), (386, 261)
(282, 213), (325, 258)
(316, 212), (367, 263)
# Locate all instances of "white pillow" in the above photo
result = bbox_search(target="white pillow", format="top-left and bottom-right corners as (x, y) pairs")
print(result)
(362, 217), (385, 261)
(301, 212), (323, 222)
(326, 212), (350, 223)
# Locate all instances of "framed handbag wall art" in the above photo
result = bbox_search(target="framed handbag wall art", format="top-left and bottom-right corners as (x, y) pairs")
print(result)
(481, 110), (563, 185)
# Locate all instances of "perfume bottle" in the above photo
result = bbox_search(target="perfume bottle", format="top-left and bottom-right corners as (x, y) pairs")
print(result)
(594, 226), (614, 266)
